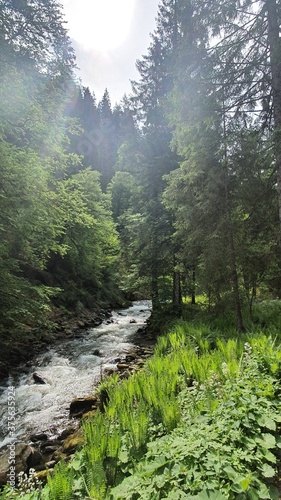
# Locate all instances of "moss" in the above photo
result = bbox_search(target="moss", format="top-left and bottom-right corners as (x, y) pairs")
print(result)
(62, 430), (84, 454)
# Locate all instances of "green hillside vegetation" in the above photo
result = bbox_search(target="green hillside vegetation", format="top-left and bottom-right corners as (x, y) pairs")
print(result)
(2, 299), (281, 499)
(1, 0), (281, 496)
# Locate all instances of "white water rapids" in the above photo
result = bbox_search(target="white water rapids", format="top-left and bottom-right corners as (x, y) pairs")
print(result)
(0, 301), (151, 449)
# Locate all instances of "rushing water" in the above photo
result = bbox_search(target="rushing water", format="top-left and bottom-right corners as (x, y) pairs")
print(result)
(0, 301), (151, 449)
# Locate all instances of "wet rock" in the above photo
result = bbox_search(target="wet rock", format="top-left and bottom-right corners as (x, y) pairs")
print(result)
(43, 446), (58, 454)
(33, 372), (47, 385)
(34, 463), (47, 472)
(41, 440), (61, 450)
(103, 367), (117, 377)
(125, 355), (136, 362)
(45, 460), (56, 469)
(59, 426), (77, 441)
(82, 410), (97, 420)
(117, 363), (129, 370)
(77, 321), (85, 328)
(93, 349), (101, 357)
(36, 469), (53, 483)
(69, 396), (98, 416)
(30, 433), (48, 443)
(62, 430), (83, 454)
(0, 443), (35, 485)
(26, 448), (43, 468)
(52, 450), (67, 462)
(135, 359), (145, 366)
(130, 319), (137, 324)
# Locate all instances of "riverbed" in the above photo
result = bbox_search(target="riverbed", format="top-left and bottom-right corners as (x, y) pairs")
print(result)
(0, 301), (151, 449)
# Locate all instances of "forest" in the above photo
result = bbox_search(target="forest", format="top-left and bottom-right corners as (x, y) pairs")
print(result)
(1, 0), (281, 498)
(1, 0), (281, 344)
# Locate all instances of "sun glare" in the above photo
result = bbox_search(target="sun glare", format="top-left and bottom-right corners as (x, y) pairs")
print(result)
(63, 0), (135, 52)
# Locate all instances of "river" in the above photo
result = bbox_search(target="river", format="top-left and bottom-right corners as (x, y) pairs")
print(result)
(0, 301), (151, 449)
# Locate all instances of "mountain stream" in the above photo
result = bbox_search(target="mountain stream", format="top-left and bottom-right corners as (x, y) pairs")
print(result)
(0, 301), (151, 449)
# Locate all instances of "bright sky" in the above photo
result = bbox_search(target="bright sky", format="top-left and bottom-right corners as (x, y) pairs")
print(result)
(61, 0), (160, 104)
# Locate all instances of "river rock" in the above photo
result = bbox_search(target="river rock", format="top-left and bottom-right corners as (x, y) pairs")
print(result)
(27, 448), (43, 468)
(125, 354), (137, 362)
(103, 367), (117, 377)
(117, 363), (129, 370)
(30, 433), (48, 442)
(41, 440), (61, 449)
(52, 450), (67, 462)
(59, 426), (77, 441)
(0, 443), (39, 485)
(62, 429), (83, 454)
(36, 469), (53, 483)
(43, 446), (58, 455)
(93, 349), (101, 356)
(130, 319), (137, 324)
(33, 372), (47, 385)
(69, 396), (98, 416)
(45, 460), (56, 469)
(34, 463), (47, 472)
(77, 321), (85, 328)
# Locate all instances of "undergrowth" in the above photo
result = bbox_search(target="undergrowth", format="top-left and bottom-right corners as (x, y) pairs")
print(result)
(2, 300), (281, 499)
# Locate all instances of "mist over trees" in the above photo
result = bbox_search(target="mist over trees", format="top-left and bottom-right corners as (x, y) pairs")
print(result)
(112, 0), (281, 330)
(0, 0), (281, 341)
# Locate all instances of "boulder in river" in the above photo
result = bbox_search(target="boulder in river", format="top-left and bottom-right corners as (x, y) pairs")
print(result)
(30, 433), (48, 443)
(69, 396), (99, 416)
(33, 372), (47, 385)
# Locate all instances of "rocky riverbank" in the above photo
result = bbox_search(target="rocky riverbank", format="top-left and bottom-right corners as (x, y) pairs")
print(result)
(0, 329), (155, 486)
(0, 304), (119, 381)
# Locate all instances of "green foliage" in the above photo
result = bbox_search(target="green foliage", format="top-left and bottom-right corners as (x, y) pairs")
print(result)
(47, 462), (74, 500)
(110, 332), (281, 499)
(5, 301), (281, 499)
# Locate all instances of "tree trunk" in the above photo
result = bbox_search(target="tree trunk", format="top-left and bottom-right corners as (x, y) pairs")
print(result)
(267, 0), (281, 234)
(173, 270), (182, 306)
(191, 267), (196, 305)
(222, 84), (245, 333)
(229, 229), (245, 333)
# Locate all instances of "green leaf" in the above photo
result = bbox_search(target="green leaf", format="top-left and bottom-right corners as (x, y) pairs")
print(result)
(256, 433), (276, 449)
(224, 465), (239, 481)
(257, 416), (276, 431)
(194, 490), (227, 500)
(240, 476), (251, 491)
(247, 487), (260, 500)
(261, 463), (275, 478)
(142, 457), (168, 476)
(231, 483), (244, 494)
(261, 450), (276, 463)
(268, 485), (280, 500)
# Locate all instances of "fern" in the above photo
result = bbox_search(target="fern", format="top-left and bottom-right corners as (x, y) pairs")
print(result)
(47, 462), (74, 500)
